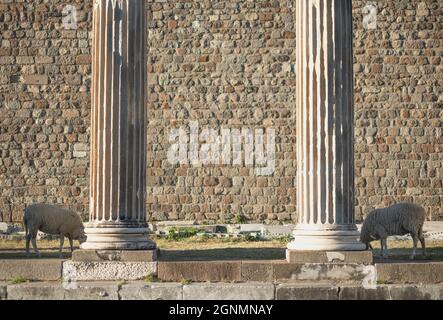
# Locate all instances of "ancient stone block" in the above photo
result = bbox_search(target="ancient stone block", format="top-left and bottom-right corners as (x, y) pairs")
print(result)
(388, 285), (443, 300)
(183, 283), (275, 300)
(158, 261), (241, 282)
(376, 262), (443, 284)
(0, 283), (6, 300)
(72, 250), (158, 262)
(63, 261), (157, 281)
(23, 74), (48, 85)
(338, 286), (390, 300)
(7, 283), (65, 300)
(0, 259), (63, 281)
(241, 261), (274, 282)
(286, 251), (373, 264)
(274, 262), (376, 285)
(276, 284), (339, 300)
(120, 283), (183, 300)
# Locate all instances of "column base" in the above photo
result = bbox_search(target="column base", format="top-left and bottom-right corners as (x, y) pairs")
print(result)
(80, 226), (156, 251)
(287, 228), (367, 251)
(72, 249), (158, 262)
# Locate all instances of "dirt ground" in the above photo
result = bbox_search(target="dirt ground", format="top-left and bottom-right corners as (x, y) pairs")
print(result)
(1, 236), (442, 261)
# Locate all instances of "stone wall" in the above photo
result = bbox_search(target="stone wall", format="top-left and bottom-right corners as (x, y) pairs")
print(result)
(0, 0), (442, 223)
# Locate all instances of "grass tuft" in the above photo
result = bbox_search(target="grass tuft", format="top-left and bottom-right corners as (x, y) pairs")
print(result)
(144, 274), (160, 283)
(10, 276), (29, 284)
(166, 227), (201, 241)
(180, 278), (192, 285)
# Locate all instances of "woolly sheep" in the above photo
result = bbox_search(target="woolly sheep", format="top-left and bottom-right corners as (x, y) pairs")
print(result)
(360, 203), (427, 260)
(24, 204), (87, 258)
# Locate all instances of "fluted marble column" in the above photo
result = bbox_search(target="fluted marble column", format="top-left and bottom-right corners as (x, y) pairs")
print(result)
(81, 0), (155, 250)
(288, 0), (365, 251)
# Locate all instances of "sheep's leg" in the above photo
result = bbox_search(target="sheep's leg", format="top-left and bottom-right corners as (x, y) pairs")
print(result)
(379, 240), (383, 258)
(419, 237), (426, 257)
(25, 233), (31, 258)
(380, 238), (388, 259)
(30, 231), (41, 258)
(410, 236), (418, 260)
(59, 235), (64, 258)
(374, 225), (388, 258)
(68, 236), (74, 253)
(418, 228), (427, 257)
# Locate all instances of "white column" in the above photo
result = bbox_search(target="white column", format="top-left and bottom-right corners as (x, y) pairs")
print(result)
(81, 0), (156, 250)
(288, 0), (365, 251)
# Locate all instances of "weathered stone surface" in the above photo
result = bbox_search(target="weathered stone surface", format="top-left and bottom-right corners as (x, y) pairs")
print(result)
(261, 225), (293, 238)
(63, 282), (119, 300)
(0, 222), (8, 233)
(0, 283), (6, 300)
(388, 285), (443, 300)
(72, 250), (158, 262)
(0, 259), (63, 281)
(274, 262), (376, 285)
(339, 286), (390, 300)
(7, 282), (65, 300)
(276, 284), (339, 300)
(2, 282), (443, 300)
(376, 262), (443, 284)
(286, 251), (373, 264)
(120, 282), (183, 300)
(63, 261), (157, 281)
(6, 282), (119, 300)
(241, 261), (274, 282)
(183, 283), (275, 300)
(22, 74), (49, 85)
(158, 261), (241, 282)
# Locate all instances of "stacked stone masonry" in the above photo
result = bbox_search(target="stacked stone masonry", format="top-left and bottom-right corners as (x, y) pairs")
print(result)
(1, 282), (442, 300)
(0, 0), (442, 224)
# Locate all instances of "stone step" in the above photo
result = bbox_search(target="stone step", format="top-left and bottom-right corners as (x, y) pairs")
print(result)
(1, 258), (442, 285)
(1, 281), (442, 300)
(157, 260), (376, 284)
(0, 259), (64, 281)
(376, 262), (443, 284)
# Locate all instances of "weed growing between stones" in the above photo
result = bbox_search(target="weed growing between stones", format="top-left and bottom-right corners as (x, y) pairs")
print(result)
(145, 274), (160, 283)
(9, 276), (29, 285)
(180, 279), (192, 285)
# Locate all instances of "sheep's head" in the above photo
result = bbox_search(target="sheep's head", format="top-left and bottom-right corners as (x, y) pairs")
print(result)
(73, 227), (87, 244)
(360, 222), (375, 250)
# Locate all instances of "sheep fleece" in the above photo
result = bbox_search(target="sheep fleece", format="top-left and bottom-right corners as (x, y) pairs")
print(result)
(24, 204), (84, 237)
(362, 203), (426, 239)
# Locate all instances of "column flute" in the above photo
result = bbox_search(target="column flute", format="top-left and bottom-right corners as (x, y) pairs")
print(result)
(288, 0), (366, 252)
(81, 0), (155, 250)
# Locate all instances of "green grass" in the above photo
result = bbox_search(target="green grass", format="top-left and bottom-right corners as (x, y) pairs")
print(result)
(0, 238), (442, 261)
(166, 227), (201, 241)
(9, 276), (30, 284)
(180, 278), (192, 285)
(144, 274), (160, 283)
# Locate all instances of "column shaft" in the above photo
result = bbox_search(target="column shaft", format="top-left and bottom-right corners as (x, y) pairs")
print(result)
(289, 0), (365, 251)
(81, 0), (155, 250)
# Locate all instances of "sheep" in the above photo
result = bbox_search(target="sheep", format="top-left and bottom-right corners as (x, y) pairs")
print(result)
(360, 203), (427, 260)
(24, 204), (87, 258)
